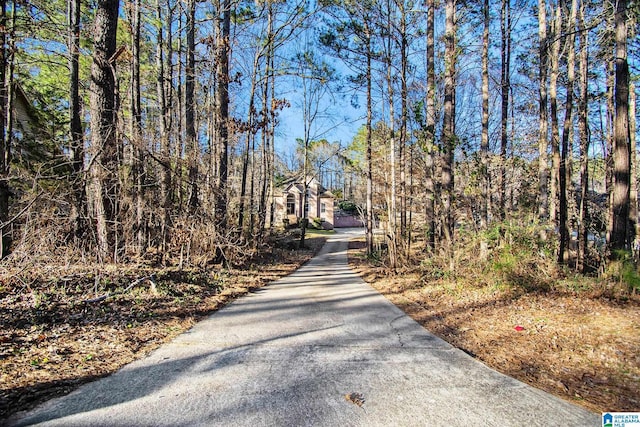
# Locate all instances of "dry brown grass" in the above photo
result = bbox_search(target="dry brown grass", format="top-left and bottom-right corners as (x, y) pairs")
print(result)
(348, 238), (640, 413)
(0, 234), (327, 421)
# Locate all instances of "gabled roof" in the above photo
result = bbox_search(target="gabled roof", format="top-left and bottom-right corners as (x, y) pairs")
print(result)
(277, 175), (332, 197)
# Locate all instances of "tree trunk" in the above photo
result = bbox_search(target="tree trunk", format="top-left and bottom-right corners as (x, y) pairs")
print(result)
(89, 0), (120, 261)
(156, 0), (172, 252)
(499, 0), (511, 220)
(185, 0), (198, 212)
(385, 0), (397, 269)
(441, 0), (456, 247)
(256, 3), (274, 238)
(549, 1), (561, 225)
(68, 0), (87, 241)
(605, 38), (615, 243)
(609, 0), (631, 253)
(214, 0), (231, 234)
(238, 52), (260, 234)
(0, 0), (8, 257)
(267, 28), (276, 231)
(365, 22), (374, 255)
(481, 0), (490, 229)
(130, 0), (145, 254)
(577, 1), (590, 272)
(399, 1), (408, 243)
(537, 0), (549, 224)
(558, 0), (577, 264)
(630, 83), (638, 248)
(425, 0), (436, 250)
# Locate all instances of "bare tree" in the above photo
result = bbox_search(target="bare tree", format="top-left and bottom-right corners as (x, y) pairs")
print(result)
(548, 0), (561, 225)
(89, 0), (120, 261)
(155, 0), (172, 251)
(499, 0), (511, 220)
(441, 0), (457, 246)
(425, 0), (436, 250)
(68, 0), (86, 240)
(558, 0), (577, 263)
(537, 0), (549, 224)
(384, 0), (398, 267)
(214, 0), (231, 233)
(398, 0), (408, 242)
(0, 0), (8, 257)
(576, 0), (589, 272)
(630, 82), (637, 245)
(130, 0), (145, 254)
(609, 0), (631, 252)
(185, 0), (198, 212)
(481, 0), (490, 229)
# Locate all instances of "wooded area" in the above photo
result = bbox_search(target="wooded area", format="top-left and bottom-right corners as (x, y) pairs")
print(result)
(0, 0), (637, 282)
(0, 0), (639, 417)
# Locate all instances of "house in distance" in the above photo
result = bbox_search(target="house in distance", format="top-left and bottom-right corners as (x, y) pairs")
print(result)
(274, 176), (335, 230)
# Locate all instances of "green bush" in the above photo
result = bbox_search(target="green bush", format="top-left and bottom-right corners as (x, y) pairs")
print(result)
(338, 200), (359, 214)
(604, 250), (640, 295)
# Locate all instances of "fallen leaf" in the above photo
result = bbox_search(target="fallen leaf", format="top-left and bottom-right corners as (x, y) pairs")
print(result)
(345, 392), (365, 407)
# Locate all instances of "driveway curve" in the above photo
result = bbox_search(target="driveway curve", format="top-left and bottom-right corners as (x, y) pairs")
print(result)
(9, 229), (598, 426)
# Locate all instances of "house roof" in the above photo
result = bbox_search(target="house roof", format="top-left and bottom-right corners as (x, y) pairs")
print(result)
(276, 175), (334, 199)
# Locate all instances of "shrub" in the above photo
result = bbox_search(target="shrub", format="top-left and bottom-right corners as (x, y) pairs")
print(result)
(338, 200), (359, 214)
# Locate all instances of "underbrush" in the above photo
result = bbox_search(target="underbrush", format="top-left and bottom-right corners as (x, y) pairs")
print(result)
(415, 222), (637, 302)
(0, 231), (326, 420)
(349, 224), (640, 412)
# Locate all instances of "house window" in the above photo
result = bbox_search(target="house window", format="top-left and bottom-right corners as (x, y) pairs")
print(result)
(286, 194), (295, 215)
(321, 202), (326, 214)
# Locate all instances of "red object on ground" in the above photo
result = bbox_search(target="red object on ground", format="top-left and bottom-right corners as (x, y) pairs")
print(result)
(514, 325), (525, 331)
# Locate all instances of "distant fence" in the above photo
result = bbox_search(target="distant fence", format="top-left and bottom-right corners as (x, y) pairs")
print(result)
(334, 214), (364, 228)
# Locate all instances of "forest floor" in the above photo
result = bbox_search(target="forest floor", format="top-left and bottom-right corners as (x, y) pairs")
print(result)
(0, 233), (327, 421)
(3, 231), (638, 420)
(348, 241), (640, 414)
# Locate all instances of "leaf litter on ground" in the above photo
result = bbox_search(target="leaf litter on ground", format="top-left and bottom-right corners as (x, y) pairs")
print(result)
(0, 236), (326, 421)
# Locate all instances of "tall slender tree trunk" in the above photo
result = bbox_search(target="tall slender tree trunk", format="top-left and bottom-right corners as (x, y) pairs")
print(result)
(399, 1), (408, 243)
(176, 8), (186, 212)
(577, 1), (590, 272)
(156, 0), (172, 252)
(538, 0), (549, 224)
(267, 27), (277, 231)
(258, 69), (270, 238)
(89, 0), (120, 261)
(630, 83), (638, 247)
(605, 32), (615, 243)
(558, 0), (577, 264)
(0, 0), (9, 257)
(609, 0), (631, 252)
(130, 0), (145, 254)
(185, 0), (198, 212)
(257, 4), (274, 237)
(499, 0), (511, 220)
(68, 0), (87, 241)
(549, 1), (561, 225)
(441, 0), (456, 247)
(425, 0), (436, 250)
(238, 52), (260, 235)
(481, 0), (490, 230)
(385, 0), (397, 268)
(214, 0), (231, 234)
(365, 22), (374, 255)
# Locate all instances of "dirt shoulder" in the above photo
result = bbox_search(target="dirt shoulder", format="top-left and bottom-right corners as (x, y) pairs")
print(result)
(0, 236), (326, 421)
(348, 242), (640, 414)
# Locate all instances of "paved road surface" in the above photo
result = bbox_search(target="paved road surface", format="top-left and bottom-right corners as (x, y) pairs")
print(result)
(8, 229), (598, 426)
